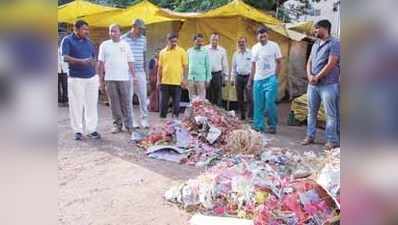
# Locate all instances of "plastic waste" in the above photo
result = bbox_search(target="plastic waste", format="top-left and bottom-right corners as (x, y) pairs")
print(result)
(175, 126), (192, 148)
(207, 126), (222, 144)
(146, 145), (188, 163)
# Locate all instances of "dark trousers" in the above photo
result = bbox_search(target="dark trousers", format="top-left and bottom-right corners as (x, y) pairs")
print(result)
(207, 71), (223, 107)
(235, 74), (253, 120)
(160, 84), (181, 118)
(58, 72), (68, 103)
(105, 81), (133, 129)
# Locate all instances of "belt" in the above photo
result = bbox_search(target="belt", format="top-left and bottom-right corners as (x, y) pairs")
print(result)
(237, 73), (250, 77)
(211, 71), (222, 74)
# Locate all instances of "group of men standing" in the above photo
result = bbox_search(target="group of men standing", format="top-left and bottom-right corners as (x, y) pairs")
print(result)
(60, 18), (340, 150)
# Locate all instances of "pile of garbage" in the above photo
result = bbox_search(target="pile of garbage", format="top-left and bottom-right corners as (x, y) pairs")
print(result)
(133, 99), (340, 224)
(183, 100), (246, 147)
(136, 120), (218, 166)
(137, 99), (266, 167)
(165, 149), (340, 224)
(260, 148), (326, 179)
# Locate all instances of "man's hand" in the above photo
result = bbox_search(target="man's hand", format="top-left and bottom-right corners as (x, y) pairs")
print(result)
(247, 79), (252, 89)
(223, 75), (228, 86)
(156, 80), (161, 88)
(231, 78), (235, 86)
(308, 74), (318, 85)
(181, 79), (188, 89)
(81, 58), (91, 65)
(99, 80), (106, 93)
(205, 81), (210, 89)
(90, 59), (97, 67)
(81, 58), (96, 68)
(312, 75), (320, 84)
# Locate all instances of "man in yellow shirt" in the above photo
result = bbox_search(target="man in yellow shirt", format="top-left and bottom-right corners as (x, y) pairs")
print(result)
(157, 33), (188, 119)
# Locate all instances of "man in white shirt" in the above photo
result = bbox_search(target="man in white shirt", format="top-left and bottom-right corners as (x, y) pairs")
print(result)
(206, 32), (229, 107)
(97, 24), (135, 134)
(231, 36), (252, 120)
(248, 26), (283, 134)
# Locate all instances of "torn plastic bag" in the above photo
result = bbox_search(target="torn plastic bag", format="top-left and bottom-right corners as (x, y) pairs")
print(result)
(207, 126), (222, 144)
(175, 126), (192, 148)
(316, 163), (340, 201)
(316, 148), (340, 203)
(130, 130), (147, 142)
(227, 110), (236, 117)
(146, 145), (188, 163)
(195, 116), (209, 126)
(198, 177), (215, 209)
(299, 189), (321, 205)
(165, 183), (185, 203)
(195, 154), (221, 168)
(182, 183), (200, 208)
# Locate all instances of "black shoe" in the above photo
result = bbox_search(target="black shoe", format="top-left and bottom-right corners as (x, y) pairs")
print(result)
(111, 126), (122, 134)
(266, 127), (277, 134)
(87, 131), (101, 139)
(74, 132), (83, 141)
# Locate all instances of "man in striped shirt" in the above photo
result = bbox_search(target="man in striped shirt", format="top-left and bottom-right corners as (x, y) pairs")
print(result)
(122, 19), (149, 129)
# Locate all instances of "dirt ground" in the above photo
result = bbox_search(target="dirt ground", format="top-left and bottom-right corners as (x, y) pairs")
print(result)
(58, 103), (325, 225)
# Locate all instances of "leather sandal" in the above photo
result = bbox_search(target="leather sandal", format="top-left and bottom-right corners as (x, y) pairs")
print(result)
(324, 142), (339, 150)
(301, 137), (315, 145)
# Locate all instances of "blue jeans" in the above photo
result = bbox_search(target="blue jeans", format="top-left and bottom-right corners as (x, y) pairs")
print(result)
(253, 75), (278, 131)
(307, 83), (340, 144)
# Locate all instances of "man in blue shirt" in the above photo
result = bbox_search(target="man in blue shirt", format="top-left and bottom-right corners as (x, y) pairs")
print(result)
(301, 20), (340, 149)
(62, 20), (101, 140)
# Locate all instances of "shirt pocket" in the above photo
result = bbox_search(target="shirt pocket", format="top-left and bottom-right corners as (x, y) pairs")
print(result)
(261, 54), (273, 70)
(119, 46), (128, 58)
(315, 50), (330, 65)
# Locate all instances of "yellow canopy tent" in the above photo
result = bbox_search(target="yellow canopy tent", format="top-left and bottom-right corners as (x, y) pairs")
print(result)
(159, 0), (279, 24)
(287, 21), (314, 35)
(160, 0), (306, 101)
(58, 0), (117, 24)
(268, 24), (307, 42)
(80, 0), (182, 27)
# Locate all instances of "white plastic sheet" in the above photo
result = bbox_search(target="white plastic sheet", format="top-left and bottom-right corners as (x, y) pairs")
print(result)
(190, 214), (253, 225)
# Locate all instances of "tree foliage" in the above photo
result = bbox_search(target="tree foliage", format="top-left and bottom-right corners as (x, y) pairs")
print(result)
(58, 0), (73, 5)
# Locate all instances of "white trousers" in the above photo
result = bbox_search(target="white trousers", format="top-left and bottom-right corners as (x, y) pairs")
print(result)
(68, 75), (99, 134)
(131, 71), (148, 121)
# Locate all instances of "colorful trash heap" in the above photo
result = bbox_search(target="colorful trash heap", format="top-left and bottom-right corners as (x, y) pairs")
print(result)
(165, 149), (340, 225)
(135, 98), (340, 224)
